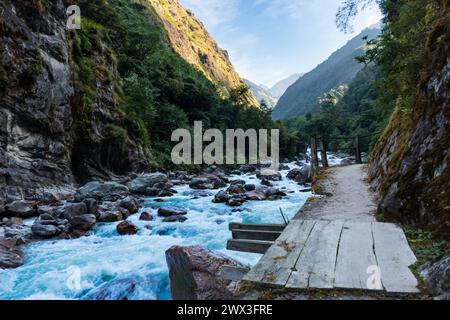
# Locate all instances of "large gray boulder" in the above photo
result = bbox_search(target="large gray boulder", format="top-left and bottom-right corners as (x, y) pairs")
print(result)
(158, 206), (187, 218)
(0, 239), (23, 269)
(75, 182), (129, 201)
(165, 246), (244, 300)
(287, 165), (312, 184)
(127, 173), (168, 195)
(70, 214), (97, 232)
(4, 201), (37, 218)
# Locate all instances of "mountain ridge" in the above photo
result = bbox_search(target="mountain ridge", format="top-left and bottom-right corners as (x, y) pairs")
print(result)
(272, 27), (380, 120)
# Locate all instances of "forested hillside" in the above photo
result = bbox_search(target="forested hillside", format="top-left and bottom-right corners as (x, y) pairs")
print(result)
(0, 0), (293, 200)
(272, 27), (380, 120)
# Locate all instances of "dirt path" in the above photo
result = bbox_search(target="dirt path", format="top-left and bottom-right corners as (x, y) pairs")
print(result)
(295, 165), (377, 222)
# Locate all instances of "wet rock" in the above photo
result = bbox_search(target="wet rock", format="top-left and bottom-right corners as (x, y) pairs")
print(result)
(266, 188), (287, 201)
(139, 212), (153, 221)
(279, 164), (290, 170)
(163, 215), (188, 223)
(0, 239), (24, 269)
(287, 165), (312, 184)
(5, 201), (37, 218)
(31, 223), (60, 239)
(63, 202), (88, 220)
(84, 278), (137, 300)
(119, 197), (139, 215)
(158, 206), (188, 218)
(127, 173), (168, 195)
(165, 246), (244, 300)
(239, 164), (258, 173)
(190, 191), (214, 198)
(83, 199), (99, 216)
(189, 175), (226, 190)
(257, 169), (282, 181)
(230, 179), (246, 186)
(245, 190), (267, 201)
(260, 178), (273, 187)
(75, 182), (129, 201)
(226, 184), (245, 195)
(213, 190), (231, 203)
(244, 184), (256, 192)
(70, 214), (96, 232)
(423, 257), (450, 299)
(158, 189), (175, 197)
(117, 221), (138, 235)
(98, 211), (123, 223)
(227, 199), (245, 207)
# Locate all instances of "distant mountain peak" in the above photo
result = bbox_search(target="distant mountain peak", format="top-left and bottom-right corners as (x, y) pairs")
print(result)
(272, 27), (381, 120)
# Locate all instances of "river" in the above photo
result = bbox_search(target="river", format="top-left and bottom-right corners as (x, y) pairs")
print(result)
(0, 161), (324, 300)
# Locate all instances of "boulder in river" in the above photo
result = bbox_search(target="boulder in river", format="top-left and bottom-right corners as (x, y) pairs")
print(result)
(189, 174), (226, 190)
(70, 214), (97, 232)
(63, 202), (88, 220)
(75, 182), (129, 201)
(163, 215), (188, 223)
(213, 191), (230, 203)
(127, 173), (168, 195)
(31, 223), (60, 239)
(116, 221), (138, 235)
(226, 184), (245, 195)
(165, 246), (244, 300)
(139, 212), (153, 221)
(158, 206), (187, 218)
(98, 211), (123, 223)
(287, 165), (312, 184)
(257, 169), (282, 181)
(244, 184), (256, 192)
(0, 239), (23, 269)
(4, 201), (37, 218)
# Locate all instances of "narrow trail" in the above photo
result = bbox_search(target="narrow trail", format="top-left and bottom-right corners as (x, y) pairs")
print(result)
(295, 164), (377, 222)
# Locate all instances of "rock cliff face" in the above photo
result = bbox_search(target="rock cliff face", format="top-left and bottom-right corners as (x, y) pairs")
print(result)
(369, 6), (450, 238)
(0, 0), (146, 201)
(146, 0), (258, 106)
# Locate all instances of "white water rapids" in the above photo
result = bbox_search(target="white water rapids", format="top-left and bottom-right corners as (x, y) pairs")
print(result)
(0, 158), (345, 300)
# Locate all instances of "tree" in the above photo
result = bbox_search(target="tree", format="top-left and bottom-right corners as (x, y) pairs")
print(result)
(336, 0), (380, 32)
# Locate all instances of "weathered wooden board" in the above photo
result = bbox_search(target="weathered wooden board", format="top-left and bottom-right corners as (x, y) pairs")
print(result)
(286, 220), (344, 289)
(372, 222), (419, 293)
(218, 265), (250, 282)
(232, 229), (283, 241)
(334, 222), (379, 290)
(229, 223), (286, 232)
(243, 220), (316, 287)
(227, 239), (273, 254)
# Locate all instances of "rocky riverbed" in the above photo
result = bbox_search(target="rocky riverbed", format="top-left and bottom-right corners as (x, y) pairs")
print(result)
(0, 157), (316, 300)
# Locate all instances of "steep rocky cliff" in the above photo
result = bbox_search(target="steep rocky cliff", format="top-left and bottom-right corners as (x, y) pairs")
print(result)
(146, 0), (258, 106)
(369, 4), (450, 238)
(0, 0), (146, 201)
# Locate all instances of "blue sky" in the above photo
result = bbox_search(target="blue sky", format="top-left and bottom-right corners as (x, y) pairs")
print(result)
(179, 0), (382, 87)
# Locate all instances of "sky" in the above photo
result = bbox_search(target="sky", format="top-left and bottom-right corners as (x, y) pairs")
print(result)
(179, 0), (382, 88)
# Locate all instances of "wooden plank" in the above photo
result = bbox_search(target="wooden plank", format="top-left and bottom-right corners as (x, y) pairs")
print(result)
(232, 229), (283, 241)
(242, 220), (316, 287)
(229, 223), (286, 232)
(372, 222), (419, 293)
(286, 220), (344, 289)
(227, 239), (273, 254)
(218, 265), (250, 282)
(334, 222), (379, 290)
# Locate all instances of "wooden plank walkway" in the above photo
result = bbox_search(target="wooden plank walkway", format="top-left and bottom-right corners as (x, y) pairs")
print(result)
(243, 220), (420, 294)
